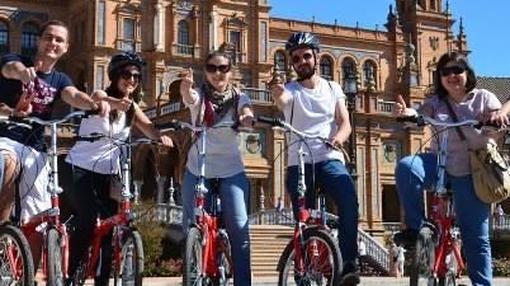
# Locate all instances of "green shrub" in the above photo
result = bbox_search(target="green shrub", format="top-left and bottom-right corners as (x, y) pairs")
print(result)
(134, 203), (183, 276)
(493, 256), (510, 277)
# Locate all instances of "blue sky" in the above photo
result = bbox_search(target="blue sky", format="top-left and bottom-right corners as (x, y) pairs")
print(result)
(270, 1), (509, 77)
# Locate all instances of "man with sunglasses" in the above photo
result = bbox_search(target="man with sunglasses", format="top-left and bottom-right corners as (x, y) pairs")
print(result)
(269, 31), (360, 285)
(0, 20), (109, 269)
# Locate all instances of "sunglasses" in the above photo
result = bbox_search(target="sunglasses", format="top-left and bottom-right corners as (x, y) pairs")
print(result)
(439, 66), (466, 77)
(120, 71), (141, 81)
(291, 53), (314, 64)
(205, 64), (231, 74)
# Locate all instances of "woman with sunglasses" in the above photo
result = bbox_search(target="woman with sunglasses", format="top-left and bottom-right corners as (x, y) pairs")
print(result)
(393, 51), (508, 285)
(63, 52), (173, 286)
(179, 50), (254, 286)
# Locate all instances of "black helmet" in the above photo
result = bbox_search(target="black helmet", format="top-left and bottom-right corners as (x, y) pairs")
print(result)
(108, 52), (146, 79)
(285, 32), (320, 53)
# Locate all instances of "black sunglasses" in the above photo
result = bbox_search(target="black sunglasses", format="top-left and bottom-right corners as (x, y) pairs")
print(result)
(120, 71), (141, 81)
(292, 53), (314, 64)
(439, 65), (466, 77)
(205, 64), (231, 74)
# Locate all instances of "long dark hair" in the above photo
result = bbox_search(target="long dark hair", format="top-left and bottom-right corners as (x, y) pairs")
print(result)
(433, 51), (477, 97)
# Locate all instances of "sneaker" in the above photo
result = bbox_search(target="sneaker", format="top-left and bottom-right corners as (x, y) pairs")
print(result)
(393, 229), (418, 248)
(339, 272), (360, 285)
(339, 261), (360, 285)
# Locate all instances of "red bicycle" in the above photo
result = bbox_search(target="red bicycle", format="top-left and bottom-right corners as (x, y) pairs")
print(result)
(397, 115), (473, 286)
(1, 111), (89, 286)
(160, 120), (234, 286)
(257, 116), (343, 286)
(0, 117), (35, 286)
(69, 133), (146, 285)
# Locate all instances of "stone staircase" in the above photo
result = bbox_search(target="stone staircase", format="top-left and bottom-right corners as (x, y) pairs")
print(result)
(250, 224), (293, 277)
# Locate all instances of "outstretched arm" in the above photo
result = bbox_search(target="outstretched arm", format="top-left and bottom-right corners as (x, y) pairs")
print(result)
(61, 86), (110, 117)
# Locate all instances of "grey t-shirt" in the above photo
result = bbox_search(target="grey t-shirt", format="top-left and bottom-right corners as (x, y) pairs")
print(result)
(184, 88), (251, 178)
(419, 88), (502, 176)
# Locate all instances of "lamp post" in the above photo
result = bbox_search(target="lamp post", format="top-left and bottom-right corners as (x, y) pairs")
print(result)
(343, 73), (358, 184)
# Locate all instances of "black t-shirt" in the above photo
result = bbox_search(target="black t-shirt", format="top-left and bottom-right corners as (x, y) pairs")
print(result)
(0, 54), (73, 151)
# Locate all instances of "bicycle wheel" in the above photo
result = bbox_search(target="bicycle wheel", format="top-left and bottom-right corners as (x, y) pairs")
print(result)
(215, 229), (232, 286)
(438, 248), (458, 286)
(278, 228), (342, 286)
(46, 228), (65, 286)
(0, 223), (35, 286)
(183, 227), (204, 286)
(112, 229), (144, 286)
(410, 225), (437, 286)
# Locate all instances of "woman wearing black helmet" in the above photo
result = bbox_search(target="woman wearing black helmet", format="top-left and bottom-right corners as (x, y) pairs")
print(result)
(64, 52), (173, 286)
(270, 32), (360, 285)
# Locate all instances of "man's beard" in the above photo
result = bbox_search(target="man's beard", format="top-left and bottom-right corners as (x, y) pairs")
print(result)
(295, 64), (315, 81)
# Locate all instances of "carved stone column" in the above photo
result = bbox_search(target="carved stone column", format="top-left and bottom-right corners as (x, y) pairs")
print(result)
(153, 1), (166, 51)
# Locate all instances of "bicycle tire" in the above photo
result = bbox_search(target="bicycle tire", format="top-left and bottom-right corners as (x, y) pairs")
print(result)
(46, 228), (65, 286)
(183, 227), (205, 286)
(438, 248), (458, 286)
(0, 223), (35, 286)
(112, 229), (144, 286)
(215, 229), (232, 286)
(277, 227), (342, 286)
(410, 225), (437, 286)
(438, 271), (456, 286)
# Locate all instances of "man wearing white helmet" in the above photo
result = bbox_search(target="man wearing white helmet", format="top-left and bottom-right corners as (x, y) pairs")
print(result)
(269, 31), (360, 285)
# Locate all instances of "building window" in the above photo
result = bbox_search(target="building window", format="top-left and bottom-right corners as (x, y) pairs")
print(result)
(176, 20), (192, 55)
(122, 18), (135, 52)
(274, 51), (286, 74)
(97, 0), (105, 45)
(320, 57), (333, 80)
(341, 57), (357, 87)
(363, 60), (377, 89)
(229, 30), (242, 64)
(21, 22), (39, 57)
(0, 22), (8, 55)
(95, 65), (105, 90)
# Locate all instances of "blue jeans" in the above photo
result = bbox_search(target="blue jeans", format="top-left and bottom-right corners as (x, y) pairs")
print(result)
(396, 153), (492, 286)
(182, 170), (251, 286)
(286, 159), (359, 268)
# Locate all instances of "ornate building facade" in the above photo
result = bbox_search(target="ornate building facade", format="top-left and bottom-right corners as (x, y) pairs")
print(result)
(0, 0), (468, 234)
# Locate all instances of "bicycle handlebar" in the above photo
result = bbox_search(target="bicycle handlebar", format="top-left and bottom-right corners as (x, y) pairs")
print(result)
(256, 116), (340, 150)
(0, 110), (98, 130)
(397, 115), (487, 128)
(155, 119), (237, 133)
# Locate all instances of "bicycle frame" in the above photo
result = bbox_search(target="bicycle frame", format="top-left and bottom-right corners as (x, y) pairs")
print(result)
(190, 123), (231, 280)
(19, 111), (87, 280)
(401, 115), (479, 282)
(161, 119), (234, 282)
(79, 136), (137, 279)
(257, 116), (339, 280)
(292, 142), (330, 274)
(428, 125), (465, 279)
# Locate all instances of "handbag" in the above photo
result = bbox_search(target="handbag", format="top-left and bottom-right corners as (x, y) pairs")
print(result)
(443, 97), (510, 203)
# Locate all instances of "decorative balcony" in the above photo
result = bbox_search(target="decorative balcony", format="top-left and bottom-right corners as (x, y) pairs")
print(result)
(242, 87), (272, 103)
(174, 43), (194, 56)
(377, 99), (394, 114)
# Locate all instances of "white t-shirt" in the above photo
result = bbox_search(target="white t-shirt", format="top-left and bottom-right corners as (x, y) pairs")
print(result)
(66, 113), (130, 174)
(184, 89), (251, 178)
(283, 77), (346, 166)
